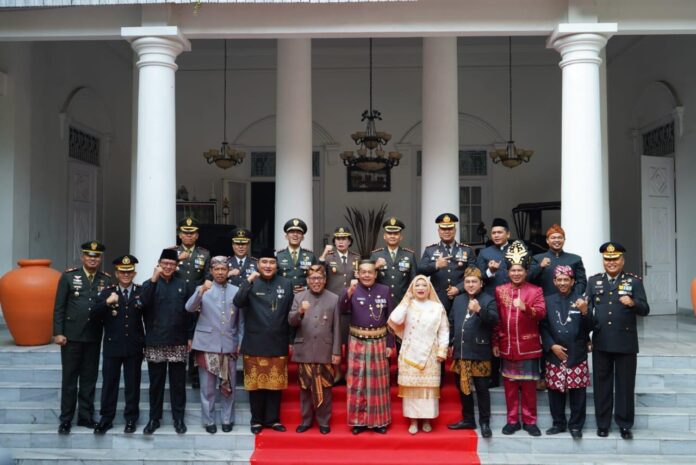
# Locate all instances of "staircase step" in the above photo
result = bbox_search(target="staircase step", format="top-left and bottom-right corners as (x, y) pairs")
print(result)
(479, 453), (696, 465)
(11, 447), (252, 465)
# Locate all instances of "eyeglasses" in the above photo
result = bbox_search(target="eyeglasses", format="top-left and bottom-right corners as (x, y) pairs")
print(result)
(307, 276), (326, 282)
(159, 261), (178, 268)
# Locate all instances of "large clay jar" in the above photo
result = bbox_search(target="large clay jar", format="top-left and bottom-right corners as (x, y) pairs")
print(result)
(0, 259), (61, 346)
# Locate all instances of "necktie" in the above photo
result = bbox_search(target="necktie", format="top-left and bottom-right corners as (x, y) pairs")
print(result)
(341, 255), (347, 265)
(123, 288), (129, 301)
(87, 273), (94, 284)
(292, 250), (298, 265)
(390, 250), (396, 262)
(238, 258), (244, 268)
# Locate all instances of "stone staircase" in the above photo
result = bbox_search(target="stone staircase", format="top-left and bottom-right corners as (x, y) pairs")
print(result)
(1, 313), (695, 464)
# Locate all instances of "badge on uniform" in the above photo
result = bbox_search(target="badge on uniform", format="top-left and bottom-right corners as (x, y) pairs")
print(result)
(276, 286), (285, 299)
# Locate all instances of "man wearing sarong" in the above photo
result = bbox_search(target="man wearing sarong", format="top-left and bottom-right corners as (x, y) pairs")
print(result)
(233, 248), (294, 434)
(339, 260), (395, 434)
(288, 265), (341, 434)
(540, 265), (591, 439)
(493, 241), (546, 437)
(186, 256), (243, 434)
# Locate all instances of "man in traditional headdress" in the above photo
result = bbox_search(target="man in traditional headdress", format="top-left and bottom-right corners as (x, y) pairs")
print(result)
(529, 224), (587, 297)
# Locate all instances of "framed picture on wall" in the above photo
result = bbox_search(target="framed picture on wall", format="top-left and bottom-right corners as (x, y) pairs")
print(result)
(176, 201), (217, 224)
(347, 165), (391, 192)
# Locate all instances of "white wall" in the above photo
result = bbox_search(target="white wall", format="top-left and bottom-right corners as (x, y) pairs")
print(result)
(607, 35), (696, 313)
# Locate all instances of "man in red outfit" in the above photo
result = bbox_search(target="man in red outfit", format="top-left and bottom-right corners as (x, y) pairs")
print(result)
(492, 241), (546, 436)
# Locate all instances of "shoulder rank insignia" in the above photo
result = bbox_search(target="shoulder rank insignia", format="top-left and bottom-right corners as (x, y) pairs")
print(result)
(371, 247), (385, 253)
(625, 272), (642, 280)
(403, 247), (416, 254)
(65, 267), (78, 272)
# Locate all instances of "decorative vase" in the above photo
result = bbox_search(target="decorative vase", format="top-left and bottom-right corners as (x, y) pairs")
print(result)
(692, 278), (696, 316)
(0, 259), (61, 346)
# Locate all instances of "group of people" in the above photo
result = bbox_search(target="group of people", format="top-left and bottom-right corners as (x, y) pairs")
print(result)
(52, 213), (649, 443)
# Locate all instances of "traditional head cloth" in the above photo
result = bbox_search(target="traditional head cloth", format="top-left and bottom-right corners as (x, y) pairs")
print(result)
(403, 275), (441, 305)
(554, 265), (574, 278)
(210, 256), (229, 268)
(464, 266), (483, 280)
(258, 248), (277, 260)
(546, 224), (565, 238)
(159, 249), (179, 262)
(491, 217), (509, 230)
(505, 240), (530, 269)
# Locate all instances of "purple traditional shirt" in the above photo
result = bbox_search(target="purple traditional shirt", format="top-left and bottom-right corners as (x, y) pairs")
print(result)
(339, 282), (394, 329)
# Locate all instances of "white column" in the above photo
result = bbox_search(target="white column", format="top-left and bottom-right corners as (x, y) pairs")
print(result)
(421, 37), (459, 250)
(122, 27), (190, 270)
(599, 48), (611, 241)
(275, 38), (313, 249)
(548, 24), (616, 275)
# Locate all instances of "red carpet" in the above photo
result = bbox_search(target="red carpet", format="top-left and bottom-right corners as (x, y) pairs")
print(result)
(250, 358), (480, 465)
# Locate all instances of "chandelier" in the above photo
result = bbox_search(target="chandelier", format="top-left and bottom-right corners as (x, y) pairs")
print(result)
(340, 39), (402, 172)
(490, 37), (533, 169)
(203, 40), (245, 169)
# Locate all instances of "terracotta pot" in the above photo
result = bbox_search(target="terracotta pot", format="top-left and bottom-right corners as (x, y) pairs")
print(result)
(692, 278), (696, 317)
(0, 259), (61, 346)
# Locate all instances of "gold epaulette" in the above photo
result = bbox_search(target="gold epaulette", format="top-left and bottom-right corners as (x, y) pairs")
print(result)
(102, 271), (112, 278)
(64, 267), (78, 272)
(371, 247), (384, 253)
(403, 247), (416, 254)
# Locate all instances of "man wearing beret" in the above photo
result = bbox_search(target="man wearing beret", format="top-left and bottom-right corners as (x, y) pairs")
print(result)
(276, 218), (317, 293)
(529, 224), (587, 297)
(226, 228), (258, 287)
(418, 213), (475, 313)
(93, 255), (145, 435)
(577, 243), (650, 440)
(171, 217), (211, 388)
(371, 217), (418, 305)
(476, 217), (513, 295)
(53, 241), (109, 434)
(140, 249), (191, 435)
(233, 248), (294, 434)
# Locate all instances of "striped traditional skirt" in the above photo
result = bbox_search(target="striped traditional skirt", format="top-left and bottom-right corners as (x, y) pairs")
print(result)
(346, 335), (391, 427)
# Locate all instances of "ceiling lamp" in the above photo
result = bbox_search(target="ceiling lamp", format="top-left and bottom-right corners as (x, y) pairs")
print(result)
(341, 38), (402, 172)
(203, 40), (245, 169)
(490, 37), (533, 169)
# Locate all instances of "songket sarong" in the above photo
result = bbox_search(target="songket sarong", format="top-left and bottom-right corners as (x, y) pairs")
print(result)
(450, 359), (492, 395)
(297, 362), (335, 408)
(243, 355), (288, 391)
(501, 358), (540, 381)
(196, 351), (235, 397)
(346, 336), (391, 427)
(545, 360), (590, 393)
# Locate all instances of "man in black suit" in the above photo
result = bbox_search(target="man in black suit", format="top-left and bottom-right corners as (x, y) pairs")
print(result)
(93, 255), (145, 435)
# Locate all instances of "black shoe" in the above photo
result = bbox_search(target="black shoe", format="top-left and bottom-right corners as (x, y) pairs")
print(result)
(597, 427), (609, 437)
(570, 429), (583, 439)
(221, 423), (233, 433)
(296, 424), (312, 433)
(124, 421), (137, 434)
(251, 424), (263, 434)
(319, 425), (330, 435)
(502, 423), (521, 435)
(523, 424), (541, 437)
(545, 426), (567, 435)
(143, 419), (160, 435)
(77, 418), (98, 429)
(174, 419), (187, 434)
(352, 426), (367, 435)
(620, 428), (633, 440)
(205, 424), (217, 434)
(447, 419), (476, 430)
(373, 426), (387, 434)
(58, 421), (71, 435)
(480, 423), (492, 438)
(270, 423), (286, 432)
(93, 421), (112, 435)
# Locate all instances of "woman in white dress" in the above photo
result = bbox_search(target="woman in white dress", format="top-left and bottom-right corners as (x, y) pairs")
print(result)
(388, 275), (449, 434)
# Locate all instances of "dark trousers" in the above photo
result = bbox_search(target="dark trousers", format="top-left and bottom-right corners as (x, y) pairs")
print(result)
(299, 387), (332, 427)
(548, 387), (586, 430)
(592, 350), (637, 429)
(99, 353), (143, 423)
(147, 361), (186, 421)
(456, 373), (491, 425)
(249, 389), (282, 426)
(60, 340), (101, 423)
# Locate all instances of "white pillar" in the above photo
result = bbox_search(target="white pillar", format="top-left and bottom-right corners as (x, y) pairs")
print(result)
(275, 38), (313, 250)
(421, 37), (459, 250)
(122, 27), (190, 270)
(548, 24), (616, 275)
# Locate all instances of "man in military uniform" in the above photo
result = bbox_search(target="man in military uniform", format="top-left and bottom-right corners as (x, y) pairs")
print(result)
(319, 227), (361, 384)
(476, 217), (512, 295)
(53, 241), (109, 434)
(578, 242), (650, 440)
(93, 255), (145, 435)
(171, 217), (210, 388)
(276, 218), (317, 293)
(418, 213), (475, 313)
(226, 227), (258, 287)
(371, 217), (418, 305)
(529, 224), (587, 297)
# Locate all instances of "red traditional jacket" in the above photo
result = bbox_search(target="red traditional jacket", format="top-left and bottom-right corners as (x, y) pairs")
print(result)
(493, 282), (546, 361)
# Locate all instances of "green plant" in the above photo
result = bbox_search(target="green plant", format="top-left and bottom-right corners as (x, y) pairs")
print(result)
(344, 204), (388, 258)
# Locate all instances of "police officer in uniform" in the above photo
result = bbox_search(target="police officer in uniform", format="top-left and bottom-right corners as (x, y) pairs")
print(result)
(370, 217), (418, 305)
(226, 227), (258, 287)
(578, 242), (650, 440)
(171, 217), (210, 388)
(93, 255), (145, 435)
(418, 213), (475, 313)
(276, 218), (317, 293)
(53, 241), (109, 434)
